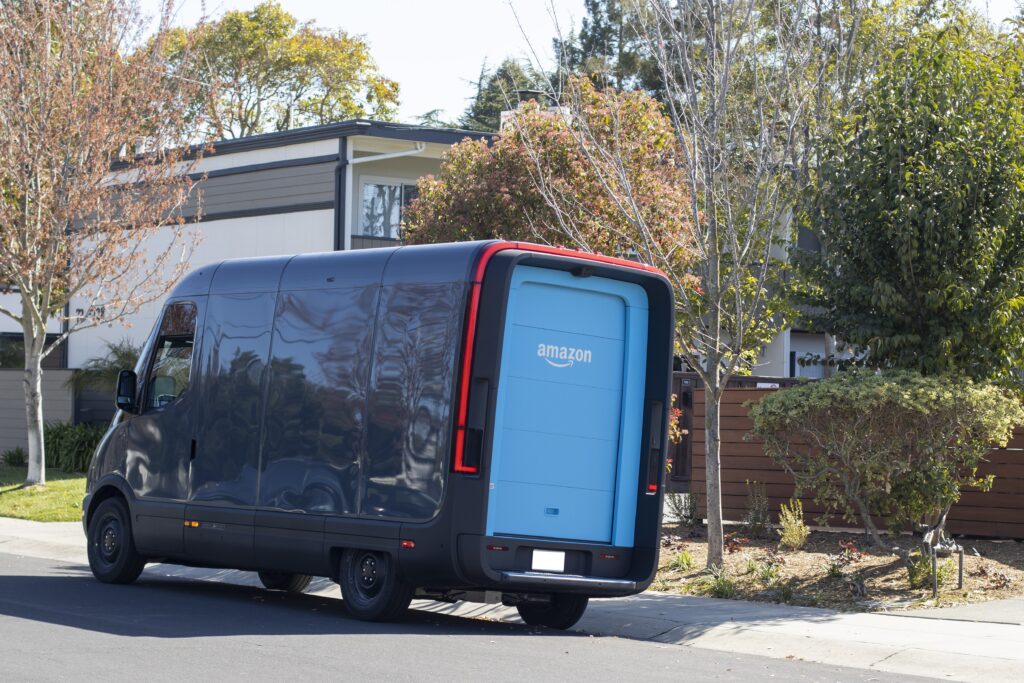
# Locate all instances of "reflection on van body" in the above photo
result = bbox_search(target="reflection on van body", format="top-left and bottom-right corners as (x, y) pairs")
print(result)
(83, 242), (674, 629)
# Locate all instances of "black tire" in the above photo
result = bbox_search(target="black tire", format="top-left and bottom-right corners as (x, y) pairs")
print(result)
(517, 594), (589, 630)
(86, 497), (146, 584)
(338, 549), (414, 622)
(258, 571), (312, 593)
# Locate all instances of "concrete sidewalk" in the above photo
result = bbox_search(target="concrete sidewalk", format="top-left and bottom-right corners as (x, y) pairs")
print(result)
(2, 517), (1022, 682)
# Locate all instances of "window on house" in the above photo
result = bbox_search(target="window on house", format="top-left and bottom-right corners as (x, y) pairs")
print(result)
(144, 302), (197, 410)
(358, 180), (419, 240)
(0, 334), (66, 369)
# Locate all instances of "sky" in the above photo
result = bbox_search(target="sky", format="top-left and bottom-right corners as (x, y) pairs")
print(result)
(146, 0), (586, 125)
(145, 0), (1019, 126)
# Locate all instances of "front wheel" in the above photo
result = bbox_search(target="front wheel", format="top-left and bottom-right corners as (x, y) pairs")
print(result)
(86, 497), (146, 584)
(258, 572), (312, 593)
(517, 594), (589, 630)
(338, 549), (414, 622)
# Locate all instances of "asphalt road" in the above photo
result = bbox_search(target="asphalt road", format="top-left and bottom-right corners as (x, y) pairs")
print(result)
(0, 552), (928, 682)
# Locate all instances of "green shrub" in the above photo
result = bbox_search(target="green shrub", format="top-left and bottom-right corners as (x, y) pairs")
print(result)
(747, 550), (784, 588)
(2, 446), (27, 467)
(700, 566), (737, 599)
(743, 480), (770, 538)
(750, 370), (1024, 548)
(777, 498), (809, 550)
(44, 422), (106, 473)
(668, 550), (695, 572)
(907, 551), (955, 590)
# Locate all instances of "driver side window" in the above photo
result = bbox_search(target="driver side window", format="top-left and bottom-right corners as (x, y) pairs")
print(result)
(146, 302), (197, 411)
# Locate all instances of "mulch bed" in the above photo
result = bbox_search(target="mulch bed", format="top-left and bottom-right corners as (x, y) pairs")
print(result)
(653, 522), (1024, 611)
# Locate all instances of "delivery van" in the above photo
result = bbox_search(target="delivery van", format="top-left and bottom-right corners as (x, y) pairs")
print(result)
(82, 240), (674, 629)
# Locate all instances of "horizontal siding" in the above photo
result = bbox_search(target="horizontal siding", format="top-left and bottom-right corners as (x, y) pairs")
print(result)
(687, 385), (1024, 539)
(0, 369), (74, 453)
(184, 161), (336, 220)
(351, 236), (400, 251)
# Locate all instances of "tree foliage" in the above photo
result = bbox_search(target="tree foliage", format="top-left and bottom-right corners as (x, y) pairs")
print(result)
(796, 16), (1024, 386)
(66, 339), (143, 396)
(0, 0), (206, 485)
(459, 58), (546, 132)
(554, 0), (661, 96)
(750, 370), (1024, 548)
(405, 77), (696, 273)
(167, 1), (399, 138)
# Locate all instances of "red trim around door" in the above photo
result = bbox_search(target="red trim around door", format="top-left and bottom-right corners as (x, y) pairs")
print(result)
(451, 241), (665, 473)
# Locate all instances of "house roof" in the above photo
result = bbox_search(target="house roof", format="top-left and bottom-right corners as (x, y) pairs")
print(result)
(206, 119), (494, 157)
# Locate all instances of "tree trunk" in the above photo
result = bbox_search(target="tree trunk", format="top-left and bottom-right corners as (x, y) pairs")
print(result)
(23, 349), (46, 486)
(823, 334), (836, 379)
(704, 382), (724, 568)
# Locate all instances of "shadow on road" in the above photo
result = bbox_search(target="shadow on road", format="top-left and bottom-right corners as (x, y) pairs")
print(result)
(0, 560), (560, 640)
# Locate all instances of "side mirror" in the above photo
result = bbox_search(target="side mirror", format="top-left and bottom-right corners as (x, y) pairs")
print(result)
(115, 370), (138, 413)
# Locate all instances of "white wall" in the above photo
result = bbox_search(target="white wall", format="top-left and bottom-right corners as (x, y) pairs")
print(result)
(67, 208), (334, 368)
(194, 139), (339, 174)
(0, 294), (63, 336)
(790, 332), (827, 379)
(755, 330), (790, 378)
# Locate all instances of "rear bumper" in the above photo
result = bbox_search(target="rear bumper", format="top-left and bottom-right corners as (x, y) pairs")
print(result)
(498, 571), (639, 593)
(456, 534), (656, 597)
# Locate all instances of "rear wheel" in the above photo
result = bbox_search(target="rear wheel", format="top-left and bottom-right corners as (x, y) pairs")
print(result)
(517, 594), (589, 630)
(338, 549), (414, 622)
(86, 497), (146, 584)
(258, 571), (312, 593)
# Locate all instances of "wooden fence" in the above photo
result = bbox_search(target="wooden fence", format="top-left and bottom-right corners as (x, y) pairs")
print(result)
(668, 375), (1024, 539)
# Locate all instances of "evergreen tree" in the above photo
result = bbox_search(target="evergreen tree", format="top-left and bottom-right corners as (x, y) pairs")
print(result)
(555, 0), (661, 98)
(459, 59), (544, 132)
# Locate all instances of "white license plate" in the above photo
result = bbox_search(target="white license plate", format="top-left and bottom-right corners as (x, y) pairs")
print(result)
(532, 549), (565, 573)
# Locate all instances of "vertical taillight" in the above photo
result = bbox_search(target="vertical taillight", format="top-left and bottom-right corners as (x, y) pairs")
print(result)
(452, 252), (492, 474)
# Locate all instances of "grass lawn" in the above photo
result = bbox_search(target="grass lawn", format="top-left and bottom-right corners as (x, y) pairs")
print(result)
(0, 464), (86, 522)
(654, 522), (1024, 611)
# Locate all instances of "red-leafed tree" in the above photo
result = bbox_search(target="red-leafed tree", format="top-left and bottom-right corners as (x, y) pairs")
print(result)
(403, 76), (696, 278)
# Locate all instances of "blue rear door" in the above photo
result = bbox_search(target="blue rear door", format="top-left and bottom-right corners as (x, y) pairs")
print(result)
(486, 266), (648, 546)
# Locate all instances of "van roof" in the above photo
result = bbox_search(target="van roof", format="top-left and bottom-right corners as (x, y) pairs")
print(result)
(169, 241), (665, 299)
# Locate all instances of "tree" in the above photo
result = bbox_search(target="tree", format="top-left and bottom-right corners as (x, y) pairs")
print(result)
(554, 0), (662, 97)
(750, 370), (1024, 551)
(548, 0), (849, 568)
(535, 0), (947, 568)
(167, 1), (399, 138)
(0, 0), (205, 485)
(459, 58), (547, 132)
(797, 16), (1024, 387)
(404, 77), (696, 272)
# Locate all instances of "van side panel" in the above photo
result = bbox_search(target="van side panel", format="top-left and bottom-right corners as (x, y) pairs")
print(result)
(362, 281), (466, 520)
(258, 286), (379, 515)
(191, 291), (276, 506)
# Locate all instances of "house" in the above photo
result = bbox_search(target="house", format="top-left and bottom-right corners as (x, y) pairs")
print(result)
(0, 120), (490, 451)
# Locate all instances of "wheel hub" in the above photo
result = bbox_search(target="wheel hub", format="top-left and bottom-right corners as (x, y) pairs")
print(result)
(100, 522), (119, 560)
(359, 555), (378, 588)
